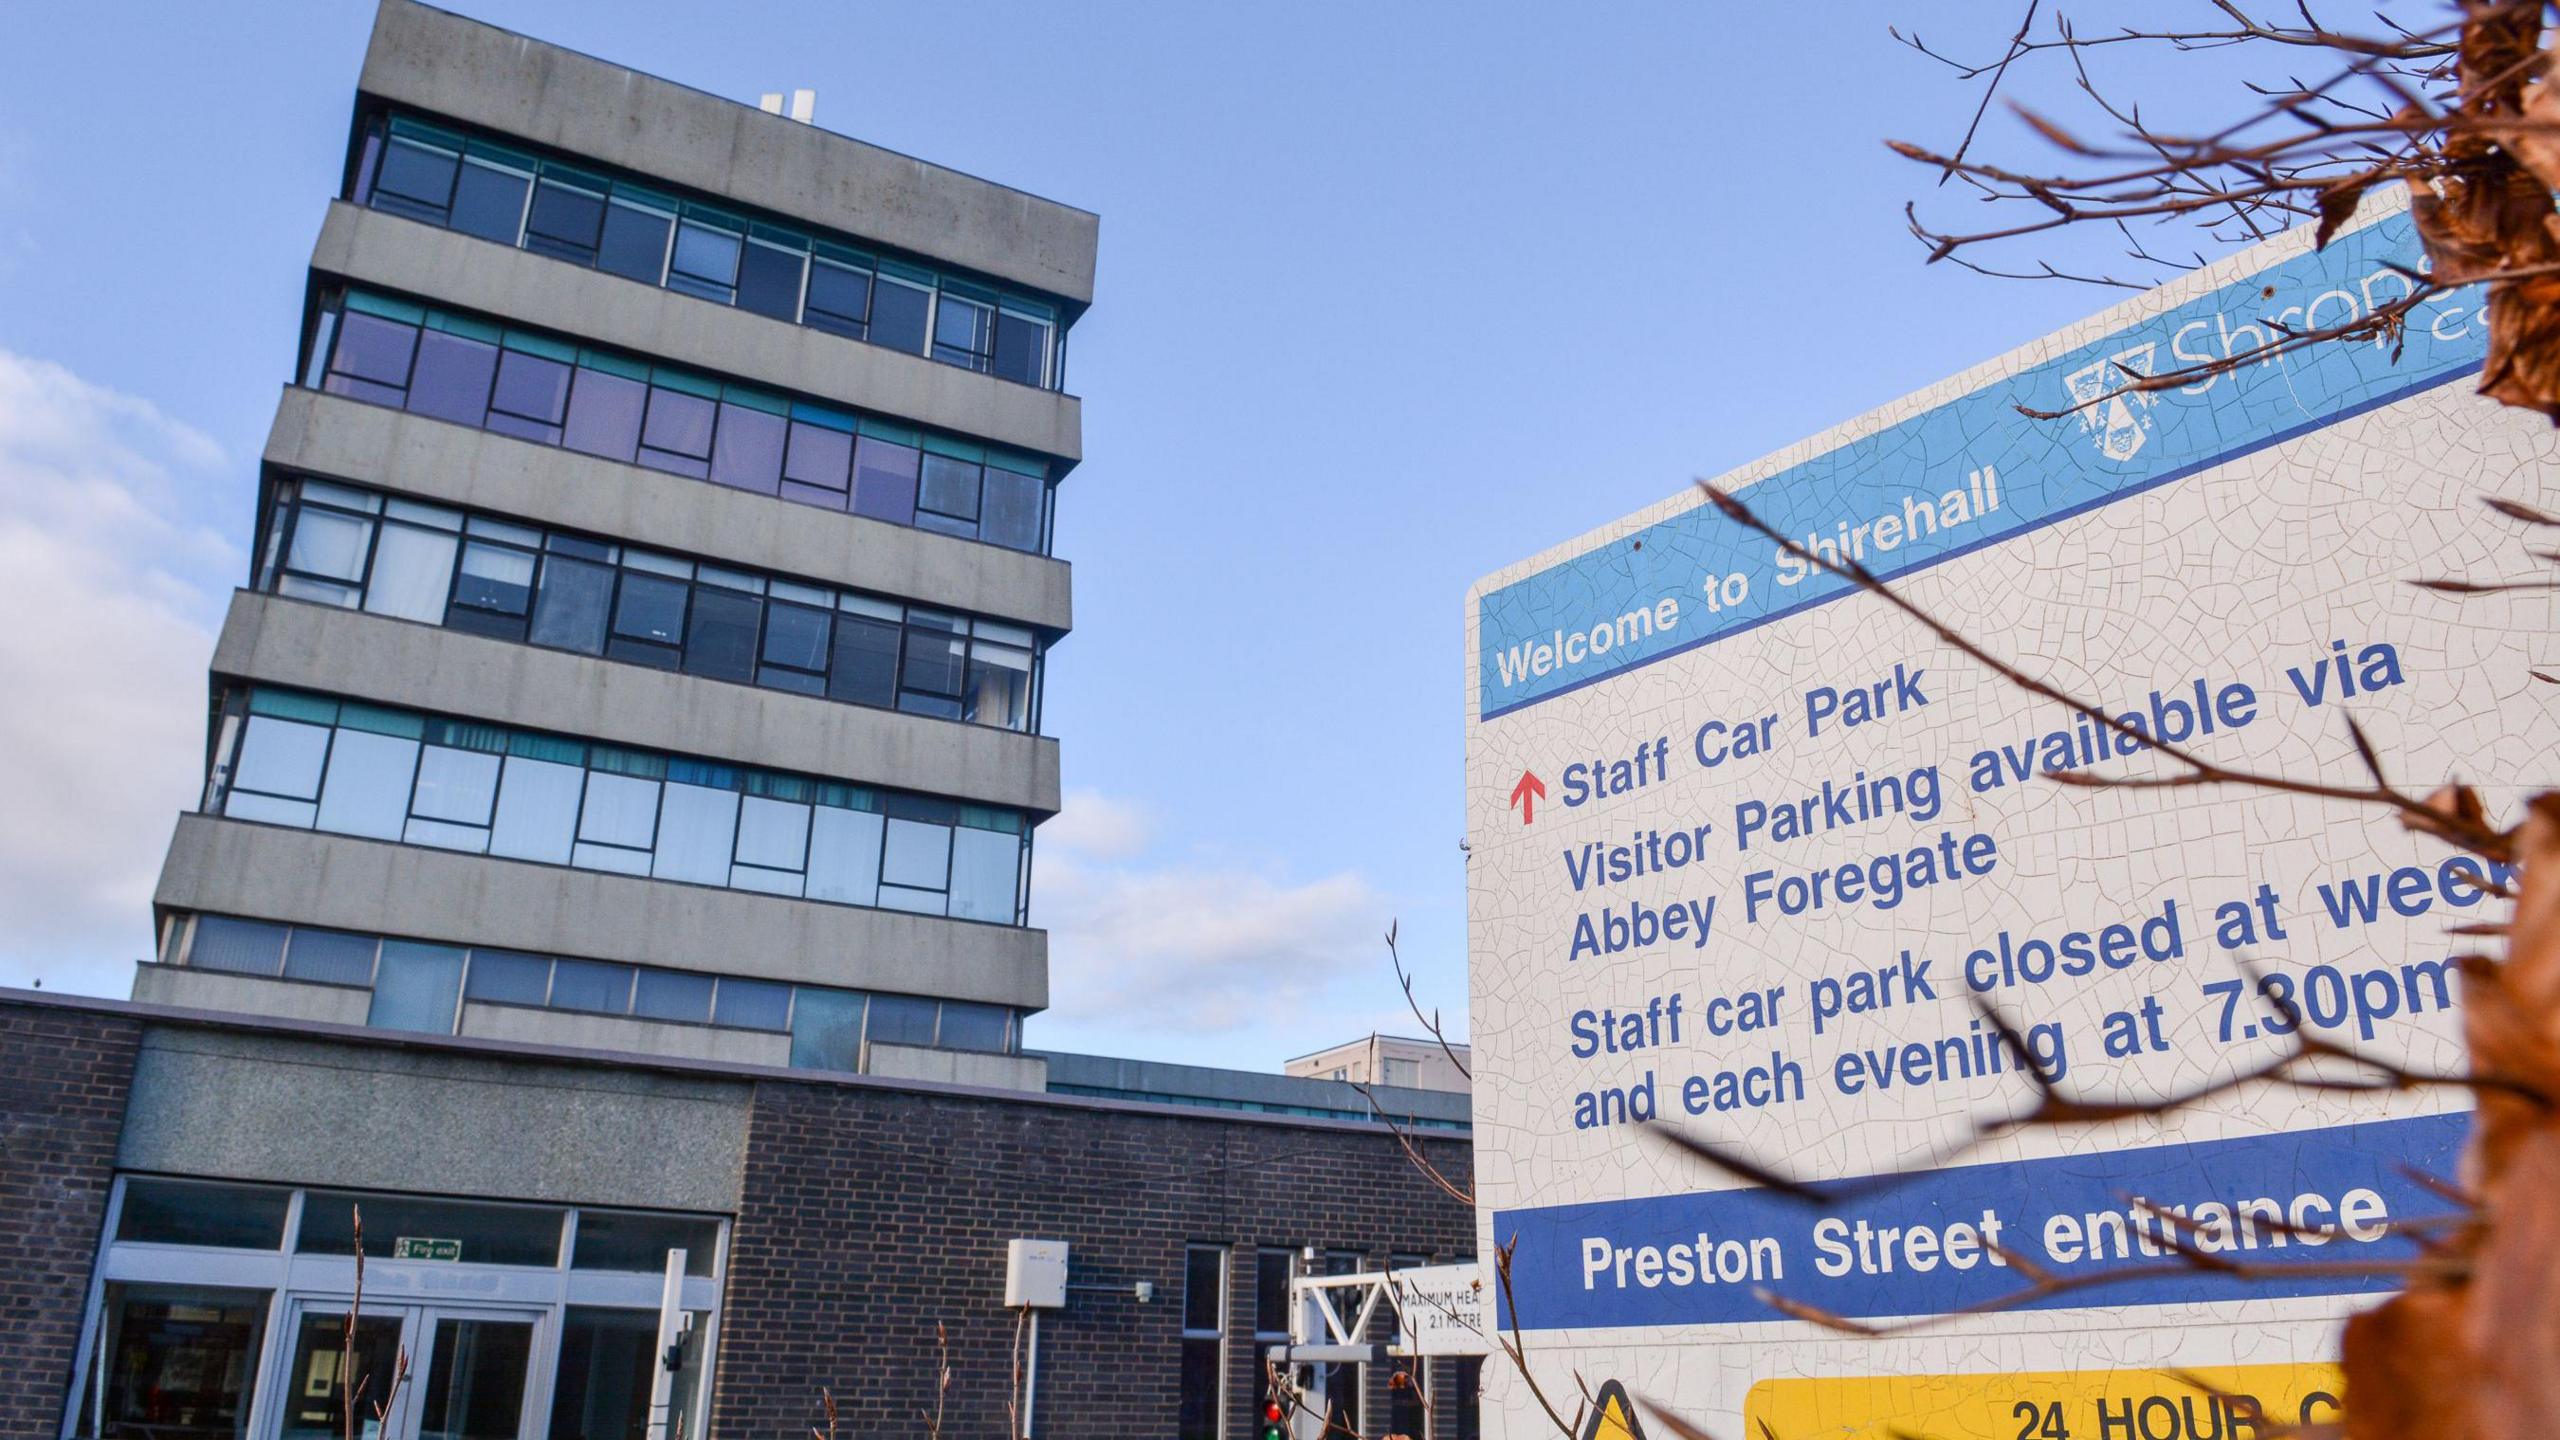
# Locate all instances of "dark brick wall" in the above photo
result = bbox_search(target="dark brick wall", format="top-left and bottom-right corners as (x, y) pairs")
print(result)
(0, 1003), (140, 1440)
(714, 1080), (1476, 1440)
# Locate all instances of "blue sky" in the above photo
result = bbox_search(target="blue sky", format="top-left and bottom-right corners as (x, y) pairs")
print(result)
(0, 2), (2227, 1069)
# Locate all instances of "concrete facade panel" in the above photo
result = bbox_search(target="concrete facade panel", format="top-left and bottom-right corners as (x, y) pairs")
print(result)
(116, 1025), (749, 1213)
(861, 1039), (1046, 1092)
(153, 814), (1051, 1009)
(313, 203), (1083, 461)
(130, 963), (375, 1027)
(211, 591), (1063, 815)
(356, 0), (1097, 302)
(263, 388), (1073, 631)
(458, 1000), (794, 1067)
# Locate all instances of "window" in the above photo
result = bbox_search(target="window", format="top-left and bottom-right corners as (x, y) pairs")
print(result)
(736, 230), (809, 322)
(668, 213), (744, 303)
(117, 1179), (291, 1249)
(358, 111), (1073, 392)
(805, 253), (871, 338)
(188, 916), (289, 977)
(174, 910), (1016, 1061)
(1383, 1058), (1421, 1089)
(870, 268), (934, 354)
(931, 286), (994, 371)
(464, 949), (551, 1006)
(571, 1211), (721, 1276)
(307, 292), (1062, 551)
(597, 192), (675, 285)
(714, 977), (792, 1031)
(788, 987), (866, 1072)
(298, 1192), (564, 1266)
(525, 168), (608, 264)
(215, 687), (1032, 923)
(283, 928), (378, 986)
(72, 1284), (272, 1440)
(634, 967), (715, 1023)
(1255, 1249), (1297, 1427)
(994, 302), (1056, 388)
(370, 941), (466, 1032)
(1180, 1245), (1228, 1440)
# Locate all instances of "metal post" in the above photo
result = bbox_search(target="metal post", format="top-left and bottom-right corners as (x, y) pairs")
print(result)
(647, 1249), (687, 1440)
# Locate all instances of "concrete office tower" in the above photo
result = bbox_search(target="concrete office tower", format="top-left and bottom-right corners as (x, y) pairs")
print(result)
(137, 0), (1092, 1091)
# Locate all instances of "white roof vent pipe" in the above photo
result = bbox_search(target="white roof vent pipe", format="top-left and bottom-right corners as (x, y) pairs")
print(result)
(758, 89), (817, 124)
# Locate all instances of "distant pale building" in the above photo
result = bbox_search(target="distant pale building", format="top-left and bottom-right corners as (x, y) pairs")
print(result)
(1285, 1034), (1473, 1094)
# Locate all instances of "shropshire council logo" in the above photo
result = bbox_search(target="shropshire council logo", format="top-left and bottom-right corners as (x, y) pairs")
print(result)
(2063, 341), (2159, 462)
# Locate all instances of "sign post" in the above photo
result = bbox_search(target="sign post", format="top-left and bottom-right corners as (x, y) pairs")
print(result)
(1463, 194), (2560, 1437)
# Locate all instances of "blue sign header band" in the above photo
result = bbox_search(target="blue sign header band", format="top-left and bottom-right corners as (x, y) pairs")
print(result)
(1492, 1112), (2464, 1330)
(1475, 212), (2486, 721)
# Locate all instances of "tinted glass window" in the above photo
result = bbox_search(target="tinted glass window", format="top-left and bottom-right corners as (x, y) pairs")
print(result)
(948, 827), (1021, 924)
(571, 1211), (721, 1275)
(529, 555), (613, 654)
(781, 422), (853, 501)
(524, 179), (605, 263)
(736, 241), (806, 321)
(561, 368), (646, 463)
(980, 469), (1046, 553)
(597, 200), (672, 285)
(668, 221), (740, 302)
(708, 404), (785, 495)
(866, 993), (938, 1047)
(487, 351), (572, 444)
(871, 276), (931, 353)
(805, 807), (884, 907)
(1256, 1251), (1295, 1334)
(788, 987), (866, 1072)
(639, 390), (716, 477)
(939, 1000), (1011, 1052)
(632, 968), (715, 1024)
(851, 438), (919, 526)
(804, 260), (870, 337)
(612, 572), (687, 647)
(489, 759), (581, 864)
(369, 941), (467, 1034)
(283, 927), (378, 986)
(550, 958), (634, 1014)
(118, 1179), (292, 1249)
(932, 294), (991, 369)
(374, 137), (458, 221)
(449, 161), (530, 245)
(916, 455), (982, 531)
(362, 523), (457, 623)
(762, 602), (831, 674)
(993, 310), (1050, 387)
(330, 312), (419, 390)
(190, 916), (290, 976)
(464, 949), (551, 1005)
(734, 795), (811, 873)
(315, 730), (419, 841)
(297, 1192), (563, 1266)
(829, 616), (901, 707)
(404, 330), (497, 427)
(411, 746), (500, 824)
(454, 543), (535, 617)
(683, 588), (761, 684)
(715, 977), (793, 1031)
(1185, 1246), (1225, 1331)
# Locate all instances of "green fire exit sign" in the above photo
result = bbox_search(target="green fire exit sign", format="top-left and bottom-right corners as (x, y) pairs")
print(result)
(392, 1237), (462, 1262)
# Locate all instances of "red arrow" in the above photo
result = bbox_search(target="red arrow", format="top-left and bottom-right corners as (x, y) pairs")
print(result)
(1509, 770), (1548, 825)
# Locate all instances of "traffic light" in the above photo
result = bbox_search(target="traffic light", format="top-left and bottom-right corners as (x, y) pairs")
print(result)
(1261, 1400), (1287, 1440)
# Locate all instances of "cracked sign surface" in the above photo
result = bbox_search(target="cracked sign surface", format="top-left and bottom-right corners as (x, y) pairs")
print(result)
(1462, 194), (2560, 1436)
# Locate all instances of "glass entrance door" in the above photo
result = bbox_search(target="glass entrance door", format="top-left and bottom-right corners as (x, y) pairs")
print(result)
(266, 1302), (541, 1440)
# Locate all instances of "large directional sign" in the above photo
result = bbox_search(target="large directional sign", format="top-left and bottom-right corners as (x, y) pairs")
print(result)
(1462, 194), (2560, 1437)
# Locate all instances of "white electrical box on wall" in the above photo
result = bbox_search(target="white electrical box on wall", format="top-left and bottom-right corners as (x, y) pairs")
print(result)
(1004, 1239), (1068, 1308)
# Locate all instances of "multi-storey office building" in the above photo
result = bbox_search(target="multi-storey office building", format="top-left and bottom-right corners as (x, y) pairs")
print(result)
(142, 0), (1089, 1088)
(29, 6), (1481, 1440)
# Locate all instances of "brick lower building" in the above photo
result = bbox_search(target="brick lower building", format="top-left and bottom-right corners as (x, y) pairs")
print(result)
(7, 989), (1475, 1440)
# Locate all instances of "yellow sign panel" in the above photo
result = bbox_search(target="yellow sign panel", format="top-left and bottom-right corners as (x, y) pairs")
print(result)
(1745, 1364), (2342, 1440)
(1581, 1380), (1646, 1440)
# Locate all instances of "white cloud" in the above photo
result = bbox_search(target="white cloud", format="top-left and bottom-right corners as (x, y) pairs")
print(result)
(1040, 787), (1153, 861)
(0, 349), (233, 992)
(1036, 796), (1391, 1034)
